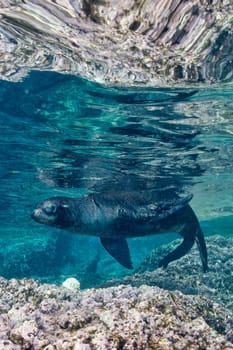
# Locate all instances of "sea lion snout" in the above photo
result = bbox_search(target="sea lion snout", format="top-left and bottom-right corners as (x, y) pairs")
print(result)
(31, 207), (49, 224)
(31, 197), (72, 227)
(31, 208), (42, 221)
(31, 204), (57, 225)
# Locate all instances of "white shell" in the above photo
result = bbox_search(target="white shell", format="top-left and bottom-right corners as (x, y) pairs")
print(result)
(62, 277), (80, 290)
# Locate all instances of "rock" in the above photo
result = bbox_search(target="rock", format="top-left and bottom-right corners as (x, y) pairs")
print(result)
(73, 342), (91, 350)
(0, 277), (232, 349)
(0, 340), (20, 350)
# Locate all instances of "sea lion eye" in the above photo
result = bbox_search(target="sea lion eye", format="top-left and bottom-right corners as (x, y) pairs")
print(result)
(43, 203), (57, 215)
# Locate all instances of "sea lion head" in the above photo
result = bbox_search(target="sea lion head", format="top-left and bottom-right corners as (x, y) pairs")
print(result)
(31, 197), (73, 228)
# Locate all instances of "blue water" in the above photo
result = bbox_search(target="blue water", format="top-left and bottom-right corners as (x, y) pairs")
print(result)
(0, 71), (233, 287)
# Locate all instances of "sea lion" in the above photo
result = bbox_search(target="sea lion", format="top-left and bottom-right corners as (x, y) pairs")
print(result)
(31, 191), (208, 272)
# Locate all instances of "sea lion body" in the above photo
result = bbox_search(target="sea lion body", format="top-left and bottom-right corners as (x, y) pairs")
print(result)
(31, 191), (208, 271)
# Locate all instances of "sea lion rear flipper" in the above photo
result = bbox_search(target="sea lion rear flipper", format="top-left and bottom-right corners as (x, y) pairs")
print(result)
(100, 237), (133, 269)
(158, 236), (195, 269)
(195, 227), (208, 272)
(159, 205), (208, 272)
(182, 206), (208, 272)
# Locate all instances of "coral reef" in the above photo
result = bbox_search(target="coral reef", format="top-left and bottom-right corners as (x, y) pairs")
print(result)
(0, 0), (232, 85)
(0, 278), (232, 349)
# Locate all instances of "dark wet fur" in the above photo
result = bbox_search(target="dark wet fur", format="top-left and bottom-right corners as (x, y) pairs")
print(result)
(32, 191), (208, 272)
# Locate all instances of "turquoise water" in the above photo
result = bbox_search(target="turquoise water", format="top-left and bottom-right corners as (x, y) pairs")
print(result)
(0, 71), (233, 287)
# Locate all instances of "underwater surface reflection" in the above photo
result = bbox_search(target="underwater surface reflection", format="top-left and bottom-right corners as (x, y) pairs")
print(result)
(0, 71), (233, 286)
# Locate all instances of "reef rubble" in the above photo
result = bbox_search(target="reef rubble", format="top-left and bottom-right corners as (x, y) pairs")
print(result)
(0, 277), (232, 349)
(103, 236), (233, 314)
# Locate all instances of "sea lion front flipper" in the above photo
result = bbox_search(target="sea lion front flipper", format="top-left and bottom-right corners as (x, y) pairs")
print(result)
(100, 237), (133, 269)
